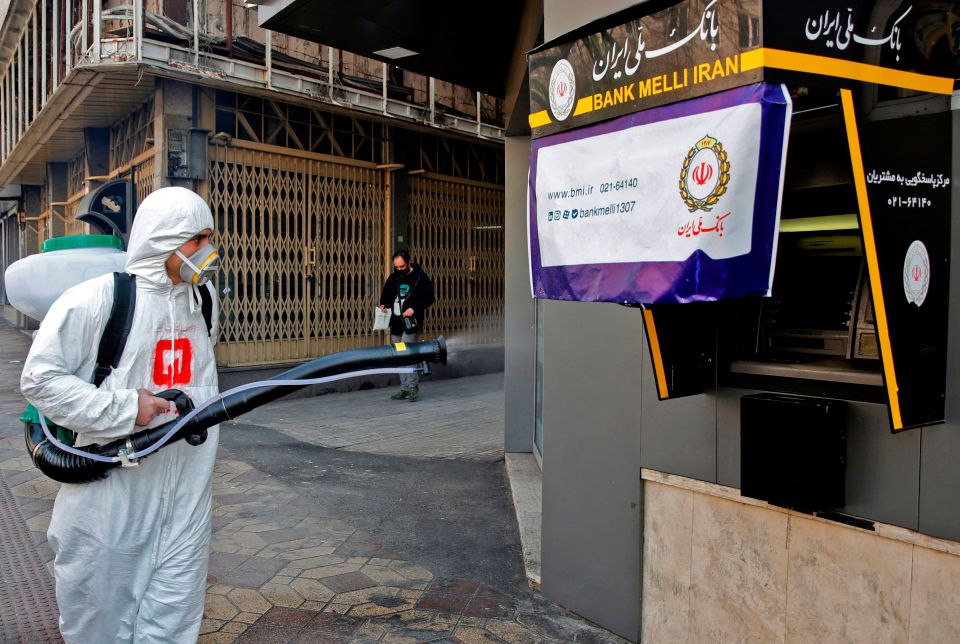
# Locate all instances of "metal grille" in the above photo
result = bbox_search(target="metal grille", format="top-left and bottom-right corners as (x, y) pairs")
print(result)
(408, 173), (504, 345)
(62, 153), (89, 238)
(67, 154), (85, 196)
(61, 194), (86, 237)
(208, 141), (386, 366)
(133, 154), (155, 205)
(110, 99), (155, 170)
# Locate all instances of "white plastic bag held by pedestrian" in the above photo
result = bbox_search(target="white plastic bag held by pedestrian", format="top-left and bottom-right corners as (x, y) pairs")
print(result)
(373, 306), (391, 331)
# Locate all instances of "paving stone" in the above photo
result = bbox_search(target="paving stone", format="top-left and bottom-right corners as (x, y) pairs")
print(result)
(201, 618), (227, 634)
(3, 469), (45, 487)
(464, 595), (517, 620)
(574, 631), (630, 643)
(209, 585), (235, 596)
(361, 565), (411, 587)
(220, 556), (288, 588)
(198, 632), (240, 644)
(205, 594), (241, 621)
(228, 588), (272, 614)
(415, 592), (472, 613)
(256, 606), (319, 629)
(290, 577), (335, 603)
(430, 579), (481, 596)
(484, 621), (541, 644)
(452, 626), (503, 643)
(279, 555), (347, 571)
(294, 517), (356, 535)
(387, 561), (433, 582)
(353, 621), (389, 640)
(268, 575), (297, 586)
(292, 633), (349, 644)
(280, 545), (339, 560)
(239, 548), (264, 557)
(255, 529), (323, 546)
(25, 513), (50, 532)
(299, 562), (364, 580)
(235, 612), (262, 624)
(231, 469), (273, 485)
(235, 625), (300, 643)
(331, 585), (399, 606)
(516, 613), (578, 641)
(259, 583), (306, 609)
(322, 571), (378, 594)
(305, 612), (365, 637)
(381, 634), (425, 643)
(209, 552), (254, 581)
(222, 622), (250, 635)
(212, 516), (233, 531)
(349, 597), (418, 618)
(434, 614), (461, 626)
(232, 532), (269, 549)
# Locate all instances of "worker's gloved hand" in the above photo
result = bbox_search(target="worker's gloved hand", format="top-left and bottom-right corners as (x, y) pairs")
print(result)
(136, 389), (171, 426)
(154, 389), (206, 446)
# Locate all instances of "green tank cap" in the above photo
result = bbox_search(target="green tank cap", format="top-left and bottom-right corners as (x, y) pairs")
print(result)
(42, 234), (123, 252)
(20, 403), (39, 424)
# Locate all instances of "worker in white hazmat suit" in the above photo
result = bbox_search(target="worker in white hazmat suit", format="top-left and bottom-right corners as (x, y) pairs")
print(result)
(21, 186), (221, 642)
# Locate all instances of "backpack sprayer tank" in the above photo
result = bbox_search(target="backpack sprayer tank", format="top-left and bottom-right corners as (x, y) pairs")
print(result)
(25, 337), (447, 484)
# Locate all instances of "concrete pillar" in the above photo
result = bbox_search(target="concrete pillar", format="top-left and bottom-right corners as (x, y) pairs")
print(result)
(154, 78), (203, 192)
(83, 127), (110, 179)
(194, 85), (216, 202)
(503, 134), (535, 454)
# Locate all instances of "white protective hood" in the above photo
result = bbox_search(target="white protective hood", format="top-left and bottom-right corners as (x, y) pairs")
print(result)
(125, 186), (215, 286)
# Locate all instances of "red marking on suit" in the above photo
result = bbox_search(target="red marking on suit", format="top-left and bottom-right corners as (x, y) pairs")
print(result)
(153, 338), (193, 387)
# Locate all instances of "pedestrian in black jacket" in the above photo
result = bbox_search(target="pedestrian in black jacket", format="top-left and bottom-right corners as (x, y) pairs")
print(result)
(378, 250), (435, 401)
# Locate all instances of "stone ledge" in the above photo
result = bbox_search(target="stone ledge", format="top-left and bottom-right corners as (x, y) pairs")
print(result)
(505, 452), (541, 590)
(641, 468), (960, 558)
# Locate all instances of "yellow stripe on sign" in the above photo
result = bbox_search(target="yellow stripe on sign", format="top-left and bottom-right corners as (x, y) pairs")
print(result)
(643, 309), (670, 400)
(529, 110), (551, 129)
(394, 342), (407, 351)
(573, 97), (594, 116)
(840, 89), (902, 430)
(741, 48), (954, 95)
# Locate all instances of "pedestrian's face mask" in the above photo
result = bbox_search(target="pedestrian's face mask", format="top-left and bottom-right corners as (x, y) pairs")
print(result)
(175, 244), (220, 286)
(394, 262), (409, 276)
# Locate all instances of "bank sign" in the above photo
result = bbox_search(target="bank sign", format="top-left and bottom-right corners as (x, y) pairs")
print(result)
(528, 0), (955, 138)
(529, 83), (791, 305)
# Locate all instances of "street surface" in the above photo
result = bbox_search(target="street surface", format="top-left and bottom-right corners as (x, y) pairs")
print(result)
(0, 319), (626, 643)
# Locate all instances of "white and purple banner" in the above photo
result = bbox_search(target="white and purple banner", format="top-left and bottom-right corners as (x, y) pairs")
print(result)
(529, 82), (792, 304)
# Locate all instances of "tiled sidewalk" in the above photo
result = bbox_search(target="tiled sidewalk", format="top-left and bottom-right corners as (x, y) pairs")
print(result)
(0, 444), (624, 643)
(0, 320), (626, 643)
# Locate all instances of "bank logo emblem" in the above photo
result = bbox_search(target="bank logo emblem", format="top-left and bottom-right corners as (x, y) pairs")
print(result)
(549, 59), (576, 121)
(903, 239), (930, 307)
(679, 134), (731, 212)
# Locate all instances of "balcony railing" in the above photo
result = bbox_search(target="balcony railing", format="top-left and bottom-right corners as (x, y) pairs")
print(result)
(0, 0), (504, 170)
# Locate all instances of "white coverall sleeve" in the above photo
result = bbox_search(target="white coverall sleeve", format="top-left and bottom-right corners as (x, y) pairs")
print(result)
(20, 279), (139, 439)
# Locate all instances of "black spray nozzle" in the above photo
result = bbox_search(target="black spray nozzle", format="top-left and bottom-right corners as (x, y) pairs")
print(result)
(25, 337), (448, 484)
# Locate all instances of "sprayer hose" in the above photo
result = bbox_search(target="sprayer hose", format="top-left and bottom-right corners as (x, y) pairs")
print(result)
(25, 337), (446, 484)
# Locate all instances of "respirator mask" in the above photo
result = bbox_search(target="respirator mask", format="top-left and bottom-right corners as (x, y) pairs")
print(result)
(175, 244), (220, 286)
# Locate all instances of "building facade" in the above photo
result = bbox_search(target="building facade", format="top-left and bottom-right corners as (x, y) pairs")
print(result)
(503, 1), (960, 642)
(0, 0), (506, 366)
